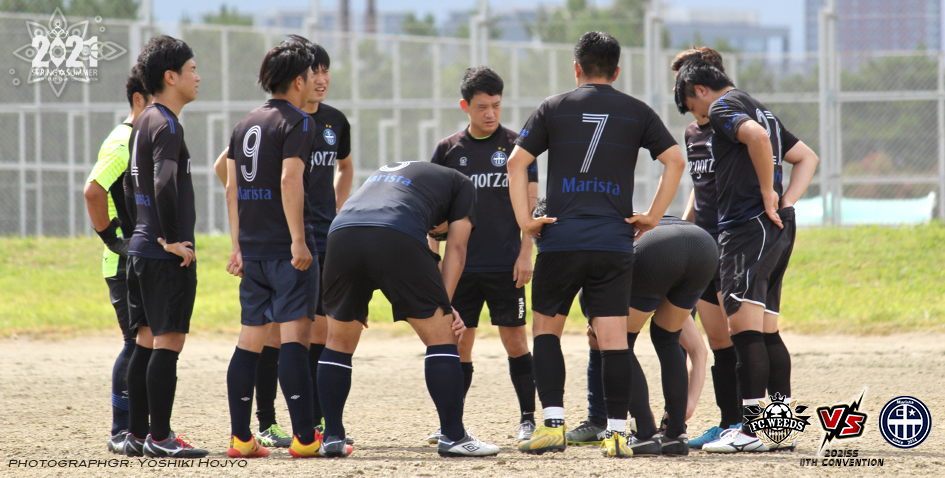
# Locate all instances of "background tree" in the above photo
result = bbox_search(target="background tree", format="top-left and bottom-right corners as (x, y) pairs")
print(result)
(201, 4), (252, 26)
(401, 12), (438, 36)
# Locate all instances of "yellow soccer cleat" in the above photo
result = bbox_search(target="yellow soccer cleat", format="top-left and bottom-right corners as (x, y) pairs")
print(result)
(288, 433), (323, 458)
(227, 435), (270, 458)
(518, 424), (567, 454)
(599, 430), (633, 458)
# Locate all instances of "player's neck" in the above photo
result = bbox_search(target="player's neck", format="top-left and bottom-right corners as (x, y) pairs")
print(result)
(151, 92), (186, 117)
(271, 92), (306, 110)
(577, 77), (613, 87)
(707, 86), (736, 104)
(467, 123), (497, 140)
(302, 101), (321, 114)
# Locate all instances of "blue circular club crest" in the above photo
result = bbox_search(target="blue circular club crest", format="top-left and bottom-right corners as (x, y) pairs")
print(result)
(323, 128), (337, 145)
(491, 151), (508, 167)
(879, 396), (931, 448)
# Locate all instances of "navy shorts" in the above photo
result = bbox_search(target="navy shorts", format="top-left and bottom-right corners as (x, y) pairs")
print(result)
(452, 271), (527, 328)
(128, 256), (197, 335)
(106, 275), (135, 342)
(240, 257), (319, 325)
(532, 250), (635, 319)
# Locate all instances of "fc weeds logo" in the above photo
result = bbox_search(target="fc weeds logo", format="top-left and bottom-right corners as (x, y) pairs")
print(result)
(745, 393), (811, 448)
(817, 387), (868, 454)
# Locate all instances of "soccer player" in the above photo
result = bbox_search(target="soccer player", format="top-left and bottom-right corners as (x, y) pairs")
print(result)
(674, 56), (819, 453)
(84, 66), (150, 453)
(120, 35), (207, 458)
(318, 160), (500, 457)
(223, 41), (333, 459)
(509, 31), (686, 457)
(428, 66), (539, 442)
(671, 47), (744, 448)
(577, 216), (719, 457)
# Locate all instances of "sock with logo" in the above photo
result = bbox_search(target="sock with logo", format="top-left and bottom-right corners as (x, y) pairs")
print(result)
(461, 361), (474, 398)
(585, 349), (606, 423)
(508, 353), (536, 423)
(278, 342), (316, 445)
(126, 344), (152, 440)
(533, 334), (566, 419)
(147, 348), (179, 442)
(711, 346), (741, 428)
(111, 338), (135, 435)
(308, 343), (326, 424)
(227, 347), (260, 442)
(601, 349), (632, 433)
(255, 345), (280, 432)
(731, 330), (769, 436)
(626, 332), (656, 440)
(764, 331), (791, 398)
(425, 344), (466, 442)
(650, 323), (687, 439)
(316, 348), (352, 440)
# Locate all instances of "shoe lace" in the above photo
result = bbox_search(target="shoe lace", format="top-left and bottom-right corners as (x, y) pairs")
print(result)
(268, 424), (291, 438)
(173, 434), (195, 450)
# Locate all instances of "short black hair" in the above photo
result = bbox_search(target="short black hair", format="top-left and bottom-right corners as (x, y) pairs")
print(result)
(258, 41), (315, 95)
(674, 59), (735, 114)
(286, 35), (331, 71)
(136, 35), (194, 95)
(574, 31), (620, 80)
(460, 66), (503, 103)
(125, 65), (149, 108)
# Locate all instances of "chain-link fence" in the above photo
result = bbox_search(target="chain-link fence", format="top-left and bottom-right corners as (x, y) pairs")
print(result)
(1, 9), (943, 236)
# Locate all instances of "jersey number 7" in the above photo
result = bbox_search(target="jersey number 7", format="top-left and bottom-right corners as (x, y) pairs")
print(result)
(581, 114), (609, 173)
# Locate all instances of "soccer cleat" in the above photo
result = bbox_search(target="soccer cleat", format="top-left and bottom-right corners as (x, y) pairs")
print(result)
(769, 439), (797, 451)
(518, 424), (566, 454)
(143, 432), (209, 458)
(316, 419), (355, 446)
(255, 424), (293, 448)
(227, 435), (270, 458)
(567, 420), (607, 445)
(426, 427), (443, 445)
(318, 436), (354, 458)
(659, 433), (689, 456)
(288, 433), (324, 458)
(702, 429), (770, 453)
(599, 430), (632, 458)
(516, 420), (537, 442)
(627, 435), (662, 456)
(120, 433), (145, 457)
(438, 432), (501, 457)
(688, 426), (724, 448)
(108, 431), (129, 454)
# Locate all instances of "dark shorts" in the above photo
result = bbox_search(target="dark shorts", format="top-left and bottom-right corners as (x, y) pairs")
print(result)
(699, 232), (722, 306)
(629, 223), (719, 313)
(532, 251), (634, 319)
(719, 207), (796, 316)
(322, 226), (452, 324)
(106, 275), (135, 342)
(452, 271), (527, 328)
(240, 256), (319, 325)
(314, 251), (326, 317)
(128, 256), (197, 336)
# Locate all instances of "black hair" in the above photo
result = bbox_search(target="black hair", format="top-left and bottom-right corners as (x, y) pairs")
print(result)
(671, 46), (725, 74)
(125, 65), (149, 108)
(573, 31), (621, 80)
(460, 66), (504, 103)
(286, 34), (331, 71)
(674, 59), (735, 114)
(136, 35), (194, 95)
(257, 41), (315, 95)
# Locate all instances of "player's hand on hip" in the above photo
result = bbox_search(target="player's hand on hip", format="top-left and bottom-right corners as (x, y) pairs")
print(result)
(450, 307), (466, 341)
(513, 254), (533, 288)
(227, 248), (243, 278)
(158, 238), (195, 267)
(290, 240), (313, 271)
(523, 216), (555, 238)
(626, 211), (659, 241)
(764, 189), (784, 229)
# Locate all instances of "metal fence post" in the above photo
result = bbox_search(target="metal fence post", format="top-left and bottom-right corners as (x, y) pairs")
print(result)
(938, 51), (945, 219)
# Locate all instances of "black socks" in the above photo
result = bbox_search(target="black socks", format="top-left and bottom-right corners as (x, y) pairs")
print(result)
(533, 334), (566, 410)
(227, 347), (260, 442)
(309, 343), (326, 424)
(712, 346), (741, 428)
(586, 349), (606, 424)
(111, 339), (135, 435)
(147, 348), (179, 441)
(255, 345), (280, 432)
(461, 361), (474, 398)
(731, 330), (768, 436)
(508, 353), (536, 424)
(279, 342), (316, 444)
(317, 348), (352, 440)
(424, 344), (466, 442)
(127, 344), (152, 439)
(650, 324), (687, 439)
(764, 331), (791, 398)
(601, 349), (631, 423)
(626, 331), (656, 440)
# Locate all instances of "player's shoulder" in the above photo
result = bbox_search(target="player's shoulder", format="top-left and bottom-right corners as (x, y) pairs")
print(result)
(148, 104), (181, 133)
(684, 120), (702, 138)
(436, 128), (467, 150)
(316, 102), (348, 122)
(499, 125), (519, 142)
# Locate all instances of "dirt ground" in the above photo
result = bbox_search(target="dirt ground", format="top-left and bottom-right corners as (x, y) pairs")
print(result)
(2, 331), (944, 477)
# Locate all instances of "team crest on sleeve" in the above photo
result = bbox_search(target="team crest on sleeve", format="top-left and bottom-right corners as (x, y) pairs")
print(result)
(745, 393), (811, 448)
(491, 150), (508, 167)
(816, 387), (869, 454)
(323, 128), (337, 145)
(879, 396), (931, 448)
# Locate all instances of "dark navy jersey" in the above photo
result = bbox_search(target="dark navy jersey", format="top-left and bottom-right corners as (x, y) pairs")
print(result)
(685, 120), (719, 236)
(330, 161), (476, 246)
(516, 83), (677, 253)
(306, 103), (351, 253)
(431, 125), (537, 272)
(707, 89), (799, 231)
(228, 99), (315, 261)
(127, 104), (195, 259)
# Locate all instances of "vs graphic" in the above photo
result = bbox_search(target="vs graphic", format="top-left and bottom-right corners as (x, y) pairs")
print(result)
(817, 387), (868, 453)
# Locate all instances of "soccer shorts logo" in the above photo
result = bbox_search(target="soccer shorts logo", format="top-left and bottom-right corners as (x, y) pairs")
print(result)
(816, 387), (868, 454)
(745, 393), (811, 447)
(879, 396), (931, 448)
(491, 151), (508, 167)
(323, 128), (337, 145)
(459, 157), (467, 166)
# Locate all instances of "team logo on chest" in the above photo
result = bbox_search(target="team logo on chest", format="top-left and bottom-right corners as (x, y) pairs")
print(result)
(491, 150), (508, 167)
(323, 128), (336, 145)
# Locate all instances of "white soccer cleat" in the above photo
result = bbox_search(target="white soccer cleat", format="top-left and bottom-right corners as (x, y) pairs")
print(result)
(438, 432), (500, 457)
(702, 429), (771, 453)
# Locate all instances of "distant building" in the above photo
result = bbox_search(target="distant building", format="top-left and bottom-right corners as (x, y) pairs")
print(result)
(805, 0), (941, 52)
(256, 8), (408, 35)
(663, 8), (790, 54)
(441, 8), (539, 42)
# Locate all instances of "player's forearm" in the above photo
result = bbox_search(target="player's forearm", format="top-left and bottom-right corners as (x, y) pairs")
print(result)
(225, 187), (240, 251)
(682, 189), (696, 223)
(213, 148), (229, 188)
(519, 182), (538, 256)
(781, 148), (819, 207)
(645, 152), (685, 218)
(84, 181), (112, 231)
(281, 167), (307, 244)
(334, 155), (353, 212)
(441, 244), (466, 300)
(507, 147), (534, 230)
(746, 136), (776, 194)
(153, 159), (181, 244)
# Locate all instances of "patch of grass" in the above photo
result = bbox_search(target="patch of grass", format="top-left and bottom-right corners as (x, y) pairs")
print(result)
(2, 224), (944, 338)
